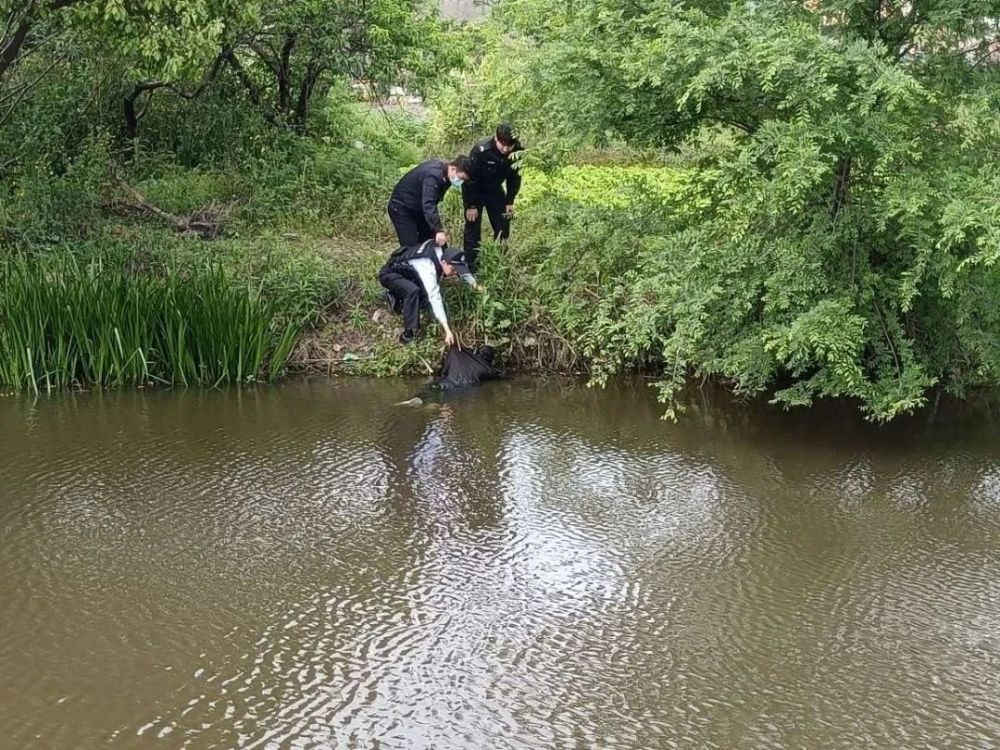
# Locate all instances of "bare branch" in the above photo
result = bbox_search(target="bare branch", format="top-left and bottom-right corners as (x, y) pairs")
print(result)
(225, 48), (279, 126)
(0, 47), (66, 128)
(108, 175), (232, 239)
(122, 48), (231, 137)
(1, 0), (79, 81)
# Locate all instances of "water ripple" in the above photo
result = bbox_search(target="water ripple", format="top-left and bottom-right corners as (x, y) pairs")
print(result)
(0, 382), (998, 748)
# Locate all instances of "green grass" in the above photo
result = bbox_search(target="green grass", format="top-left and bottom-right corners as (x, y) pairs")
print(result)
(0, 132), (701, 387)
(0, 251), (313, 392)
(516, 164), (696, 209)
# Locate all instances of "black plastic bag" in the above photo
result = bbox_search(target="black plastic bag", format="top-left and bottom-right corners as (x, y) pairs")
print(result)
(438, 346), (500, 390)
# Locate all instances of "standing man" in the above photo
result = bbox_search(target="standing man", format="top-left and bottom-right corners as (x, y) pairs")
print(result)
(462, 122), (523, 272)
(387, 156), (472, 249)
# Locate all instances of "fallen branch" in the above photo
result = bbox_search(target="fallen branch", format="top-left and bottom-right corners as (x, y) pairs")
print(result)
(106, 179), (231, 239)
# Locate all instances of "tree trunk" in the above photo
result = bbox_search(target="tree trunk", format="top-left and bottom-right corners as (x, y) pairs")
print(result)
(831, 155), (852, 221)
(123, 82), (163, 139)
(292, 62), (322, 132)
(276, 34), (295, 115)
(0, 19), (32, 81)
(121, 51), (228, 140)
(0, 0), (80, 82)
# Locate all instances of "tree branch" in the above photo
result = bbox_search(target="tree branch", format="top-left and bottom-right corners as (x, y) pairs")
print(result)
(293, 59), (324, 129)
(830, 155), (852, 222)
(0, 47), (65, 128)
(277, 32), (295, 112)
(0, 0), (78, 81)
(225, 48), (279, 126)
(109, 175), (231, 238)
(123, 48), (230, 138)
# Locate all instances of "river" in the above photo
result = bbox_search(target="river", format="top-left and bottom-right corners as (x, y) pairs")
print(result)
(1, 378), (998, 748)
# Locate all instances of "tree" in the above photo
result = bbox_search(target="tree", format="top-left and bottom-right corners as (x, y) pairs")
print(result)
(1, 1), (75, 82)
(222, 0), (454, 132)
(457, 0), (1000, 418)
(3, 0), (453, 141)
(1, 0), (248, 145)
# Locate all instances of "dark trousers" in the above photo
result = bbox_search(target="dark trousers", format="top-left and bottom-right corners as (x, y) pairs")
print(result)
(463, 192), (510, 272)
(388, 202), (435, 247)
(378, 262), (425, 332)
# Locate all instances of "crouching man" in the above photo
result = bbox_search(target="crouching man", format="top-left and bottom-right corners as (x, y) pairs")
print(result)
(378, 239), (477, 346)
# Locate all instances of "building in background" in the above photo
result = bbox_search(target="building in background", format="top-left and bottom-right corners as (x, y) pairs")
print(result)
(440, 0), (489, 22)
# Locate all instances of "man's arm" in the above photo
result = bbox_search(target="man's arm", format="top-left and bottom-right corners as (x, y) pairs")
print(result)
(421, 175), (444, 231)
(505, 156), (522, 204)
(463, 145), (486, 209)
(462, 180), (479, 211)
(410, 258), (448, 326)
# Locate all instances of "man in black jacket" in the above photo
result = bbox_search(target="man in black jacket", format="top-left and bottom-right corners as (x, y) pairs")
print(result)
(462, 123), (523, 272)
(387, 156), (472, 249)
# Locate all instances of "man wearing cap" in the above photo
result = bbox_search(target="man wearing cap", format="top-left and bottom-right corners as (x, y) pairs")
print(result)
(462, 122), (523, 272)
(378, 239), (477, 345)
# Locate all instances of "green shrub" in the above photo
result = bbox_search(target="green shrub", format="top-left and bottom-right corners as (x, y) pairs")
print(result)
(0, 249), (328, 392)
(0, 134), (115, 247)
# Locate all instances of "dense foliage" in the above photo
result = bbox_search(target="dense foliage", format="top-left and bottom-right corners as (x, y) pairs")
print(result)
(435, 0), (1000, 418)
(1, 1), (442, 389)
(1, 0), (448, 173)
(2, 0), (999, 417)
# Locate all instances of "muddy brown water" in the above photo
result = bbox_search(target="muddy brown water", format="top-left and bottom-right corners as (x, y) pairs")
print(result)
(1, 378), (999, 749)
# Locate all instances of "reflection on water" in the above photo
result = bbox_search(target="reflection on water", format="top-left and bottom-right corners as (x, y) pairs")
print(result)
(0, 379), (998, 748)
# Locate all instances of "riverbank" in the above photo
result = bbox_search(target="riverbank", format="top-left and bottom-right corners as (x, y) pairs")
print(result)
(4, 146), (998, 422)
(3, 103), (997, 418)
(1, 131), (693, 389)
(286, 162), (696, 379)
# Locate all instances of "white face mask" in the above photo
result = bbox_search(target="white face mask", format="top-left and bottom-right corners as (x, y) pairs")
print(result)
(450, 175), (464, 188)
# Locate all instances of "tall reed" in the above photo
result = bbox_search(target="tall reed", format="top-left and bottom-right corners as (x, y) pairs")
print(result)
(0, 253), (308, 392)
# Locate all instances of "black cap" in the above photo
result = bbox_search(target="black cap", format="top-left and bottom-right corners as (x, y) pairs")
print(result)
(441, 247), (471, 276)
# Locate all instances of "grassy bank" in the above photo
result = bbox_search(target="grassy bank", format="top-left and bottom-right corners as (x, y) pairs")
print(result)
(4, 0), (999, 420)
(4, 99), (996, 422)
(281, 160), (698, 380)
(0, 71), (699, 393)
(0, 249), (326, 392)
(0, 144), (692, 390)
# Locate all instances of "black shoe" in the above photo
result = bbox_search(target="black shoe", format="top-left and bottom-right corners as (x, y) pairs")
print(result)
(384, 289), (399, 314)
(398, 328), (416, 344)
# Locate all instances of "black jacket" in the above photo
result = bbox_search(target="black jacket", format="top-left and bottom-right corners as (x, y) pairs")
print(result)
(386, 239), (444, 278)
(388, 160), (450, 232)
(462, 137), (522, 208)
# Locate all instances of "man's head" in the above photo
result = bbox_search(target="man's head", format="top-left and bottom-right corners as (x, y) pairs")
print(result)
(447, 155), (472, 186)
(494, 122), (518, 155)
(440, 247), (471, 277)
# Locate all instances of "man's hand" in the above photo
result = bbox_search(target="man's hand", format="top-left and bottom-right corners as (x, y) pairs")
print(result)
(465, 208), (479, 222)
(435, 231), (448, 247)
(504, 204), (515, 218)
(444, 330), (456, 347)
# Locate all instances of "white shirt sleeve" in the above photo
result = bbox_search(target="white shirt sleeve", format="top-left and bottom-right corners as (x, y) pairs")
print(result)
(407, 257), (447, 326)
(460, 272), (477, 287)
